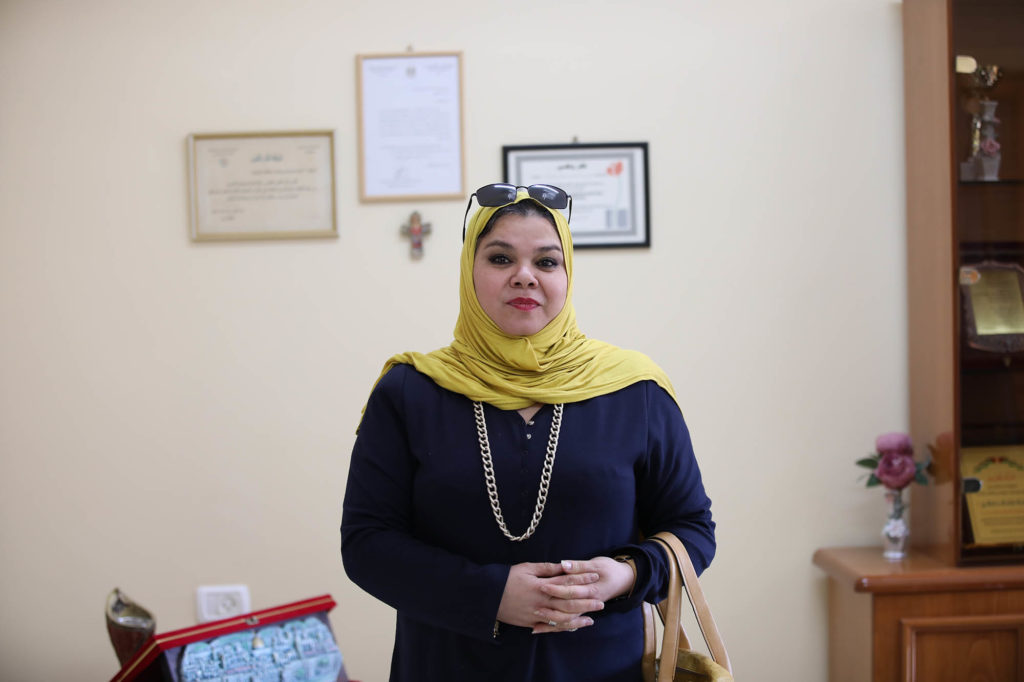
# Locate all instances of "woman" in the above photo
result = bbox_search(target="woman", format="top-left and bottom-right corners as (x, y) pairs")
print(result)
(341, 184), (715, 681)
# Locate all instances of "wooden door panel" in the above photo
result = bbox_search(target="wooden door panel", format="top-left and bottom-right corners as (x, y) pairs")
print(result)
(901, 614), (1024, 682)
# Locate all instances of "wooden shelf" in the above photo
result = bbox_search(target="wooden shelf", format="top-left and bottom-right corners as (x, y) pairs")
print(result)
(813, 546), (1024, 593)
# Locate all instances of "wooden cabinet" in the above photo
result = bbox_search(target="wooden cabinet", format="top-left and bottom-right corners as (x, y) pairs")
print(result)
(813, 547), (1024, 682)
(814, 5), (1024, 679)
(905, 0), (1024, 566)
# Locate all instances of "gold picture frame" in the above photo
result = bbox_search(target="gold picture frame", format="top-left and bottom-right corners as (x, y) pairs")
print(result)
(186, 130), (337, 242)
(356, 52), (465, 202)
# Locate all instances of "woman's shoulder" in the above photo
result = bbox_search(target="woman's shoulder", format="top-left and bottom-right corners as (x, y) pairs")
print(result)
(588, 380), (685, 435)
(374, 361), (449, 398)
(375, 361), (414, 385)
(599, 379), (676, 406)
(592, 340), (659, 366)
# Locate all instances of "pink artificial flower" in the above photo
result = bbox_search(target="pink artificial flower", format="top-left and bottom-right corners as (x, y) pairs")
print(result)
(980, 138), (1001, 156)
(875, 451), (918, 490)
(876, 432), (913, 457)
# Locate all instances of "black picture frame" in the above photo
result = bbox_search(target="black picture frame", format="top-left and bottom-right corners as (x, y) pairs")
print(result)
(503, 142), (650, 248)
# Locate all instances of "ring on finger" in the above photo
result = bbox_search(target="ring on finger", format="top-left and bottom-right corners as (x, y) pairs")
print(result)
(547, 620), (558, 627)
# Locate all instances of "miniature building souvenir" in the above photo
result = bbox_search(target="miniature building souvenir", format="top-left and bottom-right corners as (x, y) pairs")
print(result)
(110, 595), (349, 682)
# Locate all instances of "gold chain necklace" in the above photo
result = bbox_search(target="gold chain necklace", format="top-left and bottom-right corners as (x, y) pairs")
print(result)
(473, 402), (564, 542)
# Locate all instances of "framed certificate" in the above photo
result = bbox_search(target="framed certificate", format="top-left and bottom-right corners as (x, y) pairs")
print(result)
(503, 142), (650, 248)
(960, 262), (1024, 353)
(356, 52), (465, 201)
(186, 131), (337, 242)
(961, 446), (1024, 546)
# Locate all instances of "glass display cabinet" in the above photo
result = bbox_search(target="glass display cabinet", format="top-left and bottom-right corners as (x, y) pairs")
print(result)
(906, 0), (1024, 566)
(813, 5), (1024, 680)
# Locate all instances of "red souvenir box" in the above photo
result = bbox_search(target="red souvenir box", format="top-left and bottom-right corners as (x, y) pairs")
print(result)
(111, 594), (352, 682)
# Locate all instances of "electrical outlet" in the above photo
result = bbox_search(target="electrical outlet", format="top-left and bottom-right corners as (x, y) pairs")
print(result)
(196, 584), (251, 623)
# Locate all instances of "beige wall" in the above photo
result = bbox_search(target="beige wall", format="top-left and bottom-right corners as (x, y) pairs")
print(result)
(0, 1), (908, 680)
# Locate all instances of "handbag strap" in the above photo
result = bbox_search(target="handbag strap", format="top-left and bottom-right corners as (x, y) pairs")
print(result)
(641, 600), (657, 682)
(649, 532), (732, 676)
(656, 535), (682, 682)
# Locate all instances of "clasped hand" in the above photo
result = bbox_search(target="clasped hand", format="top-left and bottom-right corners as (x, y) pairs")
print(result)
(495, 557), (635, 634)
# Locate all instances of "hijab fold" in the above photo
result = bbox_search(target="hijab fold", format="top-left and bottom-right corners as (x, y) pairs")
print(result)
(369, 190), (678, 412)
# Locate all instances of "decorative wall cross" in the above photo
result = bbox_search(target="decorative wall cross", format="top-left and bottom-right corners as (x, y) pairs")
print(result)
(400, 211), (431, 259)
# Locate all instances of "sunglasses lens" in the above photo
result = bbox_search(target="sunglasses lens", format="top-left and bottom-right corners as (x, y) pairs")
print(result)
(475, 184), (518, 207)
(528, 184), (568, 210)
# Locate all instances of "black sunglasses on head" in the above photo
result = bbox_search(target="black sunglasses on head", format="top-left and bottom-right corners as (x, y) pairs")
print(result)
(462, 183), (572, 240)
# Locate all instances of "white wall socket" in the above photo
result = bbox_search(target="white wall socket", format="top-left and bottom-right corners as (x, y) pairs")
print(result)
(196, 584), (251, 623)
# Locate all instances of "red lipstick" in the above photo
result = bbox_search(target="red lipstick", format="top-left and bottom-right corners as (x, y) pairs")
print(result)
(508, 297), (540, 311)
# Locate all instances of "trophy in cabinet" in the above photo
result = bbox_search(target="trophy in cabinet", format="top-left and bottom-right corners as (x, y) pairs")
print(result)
(957, 58), (1003, 181)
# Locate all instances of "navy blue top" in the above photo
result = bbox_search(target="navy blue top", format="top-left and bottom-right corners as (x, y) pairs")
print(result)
(341, 364), (715, 682)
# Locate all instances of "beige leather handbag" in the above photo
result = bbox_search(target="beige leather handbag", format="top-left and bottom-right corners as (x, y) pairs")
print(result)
(641, 532), (733, 682)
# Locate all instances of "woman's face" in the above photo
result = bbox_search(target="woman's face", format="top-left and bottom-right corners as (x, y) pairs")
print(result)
(472, 212), (568, 337)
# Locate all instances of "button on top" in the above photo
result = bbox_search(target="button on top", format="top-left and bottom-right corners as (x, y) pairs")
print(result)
(528, 421), (535, 426)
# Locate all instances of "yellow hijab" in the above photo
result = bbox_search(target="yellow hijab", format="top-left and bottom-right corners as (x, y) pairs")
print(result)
(371, 190), (678, 410)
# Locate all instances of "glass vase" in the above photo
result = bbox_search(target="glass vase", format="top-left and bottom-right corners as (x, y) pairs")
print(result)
(979, 153), (1002, 181)
(882, 488), (909, 560)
